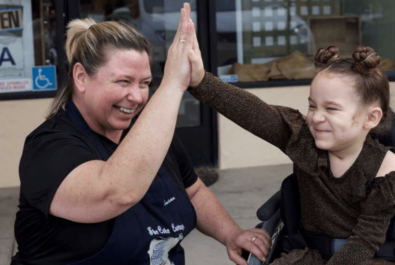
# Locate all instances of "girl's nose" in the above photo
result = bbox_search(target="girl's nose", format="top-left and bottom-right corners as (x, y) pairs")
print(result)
(313, 111), (326, 123)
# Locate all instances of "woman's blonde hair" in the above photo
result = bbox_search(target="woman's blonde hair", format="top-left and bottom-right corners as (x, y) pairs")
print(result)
(46, 18), (155, 119)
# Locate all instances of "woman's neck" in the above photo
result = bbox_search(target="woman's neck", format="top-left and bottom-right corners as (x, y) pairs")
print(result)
(71, 97), (123, 144)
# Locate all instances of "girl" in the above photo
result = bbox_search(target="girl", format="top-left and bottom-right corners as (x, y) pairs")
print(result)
(187, 41), (395, 264)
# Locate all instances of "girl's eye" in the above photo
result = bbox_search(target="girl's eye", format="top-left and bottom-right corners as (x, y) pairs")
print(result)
(327, 108), (338, 111)
(308, 105), (316, 109)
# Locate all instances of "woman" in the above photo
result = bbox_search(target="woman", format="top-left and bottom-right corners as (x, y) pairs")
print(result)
(12, 4), (269, 265)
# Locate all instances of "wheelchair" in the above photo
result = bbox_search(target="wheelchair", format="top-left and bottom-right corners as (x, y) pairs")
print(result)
(244, 173), (395, 265)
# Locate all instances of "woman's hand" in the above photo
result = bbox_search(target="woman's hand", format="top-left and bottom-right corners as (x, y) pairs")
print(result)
(161, 3), (195, 93)
(224, 228), (271, 265)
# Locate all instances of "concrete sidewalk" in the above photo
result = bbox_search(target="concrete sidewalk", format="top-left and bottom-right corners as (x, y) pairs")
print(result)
(0, 163), (292, 265)
(0, 186), (18, 265)
(183, 164), (292, 265)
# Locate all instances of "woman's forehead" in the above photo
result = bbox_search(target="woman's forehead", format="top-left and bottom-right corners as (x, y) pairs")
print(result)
(100, 49), (151, 75)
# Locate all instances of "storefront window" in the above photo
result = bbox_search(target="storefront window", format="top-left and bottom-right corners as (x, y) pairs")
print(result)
(0, 0), (57, 94)
(79, 0), (200, 128)
(216, 0), (395, 83)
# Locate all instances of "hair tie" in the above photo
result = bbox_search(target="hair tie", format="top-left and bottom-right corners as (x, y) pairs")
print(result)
(360, 52), (376, 63)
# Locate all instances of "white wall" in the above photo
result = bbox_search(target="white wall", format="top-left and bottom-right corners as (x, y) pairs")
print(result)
(0, 98), (51, 188)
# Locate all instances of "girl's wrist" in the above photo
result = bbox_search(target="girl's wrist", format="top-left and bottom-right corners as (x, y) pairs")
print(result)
(190, 70), (206, 88)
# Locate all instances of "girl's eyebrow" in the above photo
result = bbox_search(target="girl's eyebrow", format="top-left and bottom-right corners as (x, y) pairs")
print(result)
(325, 101), (342, 107)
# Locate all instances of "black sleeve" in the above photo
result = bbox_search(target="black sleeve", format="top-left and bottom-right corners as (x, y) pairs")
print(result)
(19, 130), (99, 217)
(170, 134), (198, 189)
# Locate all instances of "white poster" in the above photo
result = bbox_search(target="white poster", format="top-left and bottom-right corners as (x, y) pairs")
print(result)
(0, 0), (34, 92)
(0, 78), (31, 93)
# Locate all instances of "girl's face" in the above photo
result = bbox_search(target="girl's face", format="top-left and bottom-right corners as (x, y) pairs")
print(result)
(307, 72), (369, 152)
(81, 48), (151, 140)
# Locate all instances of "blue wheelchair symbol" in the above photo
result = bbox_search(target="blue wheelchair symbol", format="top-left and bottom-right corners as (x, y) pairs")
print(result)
(32, 66), (57, 90)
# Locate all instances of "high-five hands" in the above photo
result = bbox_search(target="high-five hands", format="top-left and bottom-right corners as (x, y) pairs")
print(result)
(161, 3), (195, 92)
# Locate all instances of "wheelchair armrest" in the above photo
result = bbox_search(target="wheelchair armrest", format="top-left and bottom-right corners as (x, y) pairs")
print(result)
(256, 190), (281, 221)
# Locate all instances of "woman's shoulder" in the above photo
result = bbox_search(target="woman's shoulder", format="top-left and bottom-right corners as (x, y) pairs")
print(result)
(25, 109), (92, 150)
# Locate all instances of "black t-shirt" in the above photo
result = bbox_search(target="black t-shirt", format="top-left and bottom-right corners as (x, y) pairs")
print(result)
(14, 108), (198, 265)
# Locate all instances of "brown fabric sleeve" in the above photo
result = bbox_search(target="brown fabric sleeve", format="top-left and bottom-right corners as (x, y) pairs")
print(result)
(188, 72), (307, 153)
(326, 173), (395, 265)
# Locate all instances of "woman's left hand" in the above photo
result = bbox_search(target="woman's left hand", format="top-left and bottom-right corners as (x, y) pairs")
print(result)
(160, 3), (195, 93)
(224, 227), (272, 265)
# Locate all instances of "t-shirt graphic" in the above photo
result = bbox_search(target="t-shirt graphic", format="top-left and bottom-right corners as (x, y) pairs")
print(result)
(148, 234), (183, 265)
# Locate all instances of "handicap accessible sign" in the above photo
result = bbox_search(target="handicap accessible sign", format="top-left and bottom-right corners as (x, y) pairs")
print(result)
(32, 66), (57, 91)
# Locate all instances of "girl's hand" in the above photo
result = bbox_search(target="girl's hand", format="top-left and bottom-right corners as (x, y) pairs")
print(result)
(188, 18), (205, 87)
(161, 3), (195, 93)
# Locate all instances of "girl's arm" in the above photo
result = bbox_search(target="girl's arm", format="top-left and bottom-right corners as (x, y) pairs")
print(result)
(327, 172), (395, 264)
(188, 72), (306, 152)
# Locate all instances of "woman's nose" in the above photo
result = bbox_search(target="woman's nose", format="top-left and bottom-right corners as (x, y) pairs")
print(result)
(126, 87), (143, 104)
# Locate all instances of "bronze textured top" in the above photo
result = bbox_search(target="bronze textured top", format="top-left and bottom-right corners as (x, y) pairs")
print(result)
(189, 72), (395, 264)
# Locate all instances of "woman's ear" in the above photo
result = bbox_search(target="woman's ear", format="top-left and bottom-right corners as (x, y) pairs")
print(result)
(364, 106), (383, 130)
(73, 63), (88, 93)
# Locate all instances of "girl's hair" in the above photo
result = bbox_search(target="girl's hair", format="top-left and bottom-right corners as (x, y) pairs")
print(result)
(314, 46), (390, 134)
(46, 18), (155, 119)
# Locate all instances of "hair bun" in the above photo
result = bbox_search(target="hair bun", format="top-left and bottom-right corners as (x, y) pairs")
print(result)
(352, 46), (380, 75)
(314, 46), (339, 68)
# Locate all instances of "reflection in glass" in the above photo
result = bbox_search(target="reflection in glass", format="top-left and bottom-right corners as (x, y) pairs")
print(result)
(79, 0), (200, 128)
(216, 0), (395, 83)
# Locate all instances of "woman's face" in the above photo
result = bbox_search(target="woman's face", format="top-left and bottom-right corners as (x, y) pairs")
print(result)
(307, 72), (368, 152)
(82, 48), (151, 139)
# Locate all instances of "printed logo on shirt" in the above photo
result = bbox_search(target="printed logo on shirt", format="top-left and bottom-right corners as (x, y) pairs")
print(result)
(164, 197), (175, 206)
(147, 223), (185, 236)
(148, 234), (183, 265)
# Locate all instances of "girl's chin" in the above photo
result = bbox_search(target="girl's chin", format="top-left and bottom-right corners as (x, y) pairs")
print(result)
(314, 140), (332, 151)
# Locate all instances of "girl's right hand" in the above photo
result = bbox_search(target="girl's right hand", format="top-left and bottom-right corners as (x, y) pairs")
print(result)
(188, 18), (205, 87)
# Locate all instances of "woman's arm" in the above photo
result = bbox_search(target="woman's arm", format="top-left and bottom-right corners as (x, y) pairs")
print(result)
(187, 178), (271, 265)
(49, 4), (195, 223)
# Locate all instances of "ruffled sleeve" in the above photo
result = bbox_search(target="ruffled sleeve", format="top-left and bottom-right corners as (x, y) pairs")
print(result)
(326, 172), (395, 265)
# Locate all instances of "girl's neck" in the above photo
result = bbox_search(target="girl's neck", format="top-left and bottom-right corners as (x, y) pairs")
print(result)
(328, 140), (365, 178)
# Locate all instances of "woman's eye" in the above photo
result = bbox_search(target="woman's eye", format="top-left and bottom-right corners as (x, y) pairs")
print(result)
(327, 108), (338, 111)
(140, 82), (151, 88)
(118, 80), (129, 84)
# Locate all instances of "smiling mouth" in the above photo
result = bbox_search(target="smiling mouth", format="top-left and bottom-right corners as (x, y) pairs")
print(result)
(114, 105), (136, 114)
(315, 129), (331, 133)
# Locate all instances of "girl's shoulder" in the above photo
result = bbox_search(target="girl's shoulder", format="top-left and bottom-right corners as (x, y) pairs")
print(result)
(376, 150), (395, 178)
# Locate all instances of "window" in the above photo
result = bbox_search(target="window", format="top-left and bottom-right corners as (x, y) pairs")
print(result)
(216, 0), (395, 84)
(0, 0), (58, 96)
(80, 0), (200, 127)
